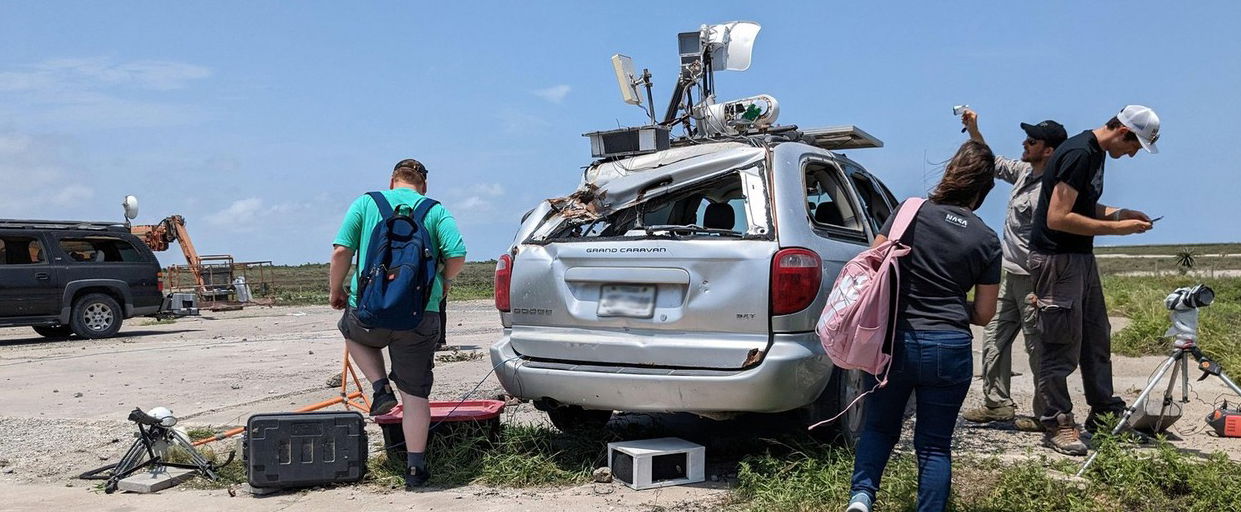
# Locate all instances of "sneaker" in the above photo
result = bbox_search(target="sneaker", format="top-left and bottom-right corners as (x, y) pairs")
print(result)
(962, 404), (1016, 424)
(370, 384), (399, 417)
(405, 465), (431, 490)
(845, 491), (873, 512)
(1042, 414), (1088, 456)
(1014, 415), (1046, 432)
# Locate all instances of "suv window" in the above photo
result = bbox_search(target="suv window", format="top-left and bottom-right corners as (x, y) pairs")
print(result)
(845, 166), (894, 231)
(549, 173), (751, 239)
(58, 236), (143, 263)
(804, 162), (865, 236)
(0, 236), (48, 265)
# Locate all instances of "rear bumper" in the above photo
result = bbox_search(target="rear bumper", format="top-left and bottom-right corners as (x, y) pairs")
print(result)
(490, 330), (834, 414)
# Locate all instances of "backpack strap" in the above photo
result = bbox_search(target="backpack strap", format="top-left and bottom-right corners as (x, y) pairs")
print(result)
(887, 197), (926, 242)
(367, 191), (395, 219)
(410, 198), (440, 223)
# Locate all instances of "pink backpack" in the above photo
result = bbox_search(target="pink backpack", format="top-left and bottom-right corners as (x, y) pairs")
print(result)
(810, 197), (924, 429)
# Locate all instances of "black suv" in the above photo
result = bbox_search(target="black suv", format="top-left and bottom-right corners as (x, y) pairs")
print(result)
(0, 220), (164, 339)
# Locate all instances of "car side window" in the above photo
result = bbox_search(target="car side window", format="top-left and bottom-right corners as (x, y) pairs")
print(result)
(58, 237), (143, 263)
(0, 236), (48, 265)
(846, 168), (893, 232)
(804, 162), (864, 234)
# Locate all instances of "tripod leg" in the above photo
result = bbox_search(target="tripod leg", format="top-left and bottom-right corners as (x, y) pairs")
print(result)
(1076, 351), (1181, 478)
(169, 429), (220, 480)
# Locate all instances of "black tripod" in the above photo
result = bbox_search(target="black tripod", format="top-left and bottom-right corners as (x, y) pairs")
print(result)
(1076, 340), (1241, 477)
(80, 408), (232, 493)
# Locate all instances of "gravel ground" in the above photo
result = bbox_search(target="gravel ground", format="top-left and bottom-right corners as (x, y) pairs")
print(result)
(1, 300), (1238, 510)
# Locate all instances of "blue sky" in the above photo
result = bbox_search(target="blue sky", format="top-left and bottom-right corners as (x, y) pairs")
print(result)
(2, 2), (1238, 266)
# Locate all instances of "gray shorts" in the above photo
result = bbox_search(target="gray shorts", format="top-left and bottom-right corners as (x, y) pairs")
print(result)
(337, 308), (441, 399)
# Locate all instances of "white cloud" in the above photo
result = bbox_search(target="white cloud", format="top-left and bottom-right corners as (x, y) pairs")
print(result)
(0, 58), (211, 92)
(206, 197), (265, 227)
(532, 84), (571, 103)
(0, 57), (212, 128)
(470, 182), (505, 197)
(0, 130), (97, 215)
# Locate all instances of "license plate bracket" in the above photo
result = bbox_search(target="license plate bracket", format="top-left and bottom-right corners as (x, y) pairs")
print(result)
(598, 284), (656, 318)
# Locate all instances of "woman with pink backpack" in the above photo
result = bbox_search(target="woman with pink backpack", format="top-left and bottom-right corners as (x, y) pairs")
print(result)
(845, 140), (1002, 512)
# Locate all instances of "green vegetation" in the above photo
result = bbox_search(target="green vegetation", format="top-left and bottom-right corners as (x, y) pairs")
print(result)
(140, 317), (177, 326)
(369, 423), (603, 488)
(1105, 275), (1241, 370)
(730, 434), (1241, 511)
(1094, 243), (1241, 256)
(264, 260), (497, 306)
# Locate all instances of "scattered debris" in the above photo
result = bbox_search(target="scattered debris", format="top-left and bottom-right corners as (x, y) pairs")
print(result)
(592, 467), (613, 483)
(326, 372), (343, 388)
(548, 183), (608, 221)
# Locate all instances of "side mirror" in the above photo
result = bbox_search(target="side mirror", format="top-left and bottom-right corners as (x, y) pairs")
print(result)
(122, 195), (139, 220)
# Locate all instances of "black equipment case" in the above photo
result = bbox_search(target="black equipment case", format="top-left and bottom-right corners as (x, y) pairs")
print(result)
(244, 411), (368, 488)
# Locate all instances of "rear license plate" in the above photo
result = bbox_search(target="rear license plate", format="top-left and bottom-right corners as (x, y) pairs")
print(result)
(598, 284), (656, 318)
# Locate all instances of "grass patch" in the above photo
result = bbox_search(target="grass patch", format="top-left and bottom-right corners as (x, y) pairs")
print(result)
(256, 261), (496, 306)
(369, 422), (603, 488)
(1104, 275), (1241, 370)
(1094, 243), (1241, 256)
(729, 434), (1241, 511)
(140, 317), (177, 326)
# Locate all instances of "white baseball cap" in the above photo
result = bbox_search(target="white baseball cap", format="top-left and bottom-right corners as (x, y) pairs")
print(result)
(1117, 105), (1160, 154)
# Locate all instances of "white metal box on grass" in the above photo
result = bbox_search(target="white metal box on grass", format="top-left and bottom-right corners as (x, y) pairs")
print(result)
(607, 437), (705, 490)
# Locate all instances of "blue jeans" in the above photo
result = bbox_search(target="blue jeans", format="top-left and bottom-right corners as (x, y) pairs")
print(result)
(850, 329), (973, 512)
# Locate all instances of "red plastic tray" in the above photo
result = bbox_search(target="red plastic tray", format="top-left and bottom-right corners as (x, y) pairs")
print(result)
(373, 399), (504, 425)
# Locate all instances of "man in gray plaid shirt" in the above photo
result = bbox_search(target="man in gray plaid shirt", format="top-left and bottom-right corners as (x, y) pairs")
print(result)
(958, 108), (1067, 432)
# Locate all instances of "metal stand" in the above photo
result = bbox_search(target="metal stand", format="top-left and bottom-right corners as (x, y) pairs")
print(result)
(81, 408), (233, 493)
(1076, 340), (1241, 477)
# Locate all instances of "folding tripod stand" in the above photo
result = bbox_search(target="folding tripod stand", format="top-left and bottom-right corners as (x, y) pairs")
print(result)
(1076, 338), (1241, 477)
(81, 408), (232, 493)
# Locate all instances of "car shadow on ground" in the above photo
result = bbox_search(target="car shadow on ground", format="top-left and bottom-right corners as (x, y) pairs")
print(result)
(0, 329), (204, 347)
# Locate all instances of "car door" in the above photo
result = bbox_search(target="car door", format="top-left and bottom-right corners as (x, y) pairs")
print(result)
(0, 231), (61, 317)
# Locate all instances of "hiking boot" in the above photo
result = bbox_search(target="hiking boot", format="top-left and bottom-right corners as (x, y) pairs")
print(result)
(1013, 415), (1046, 432)
(1042, 414), (1088, 456)
(370, 384), (398, 417)
(404, 465), (431, 490)
(962, 404), (1016, 424)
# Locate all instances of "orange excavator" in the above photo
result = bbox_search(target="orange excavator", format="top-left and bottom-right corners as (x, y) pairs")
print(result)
(129, 215), (207, 291)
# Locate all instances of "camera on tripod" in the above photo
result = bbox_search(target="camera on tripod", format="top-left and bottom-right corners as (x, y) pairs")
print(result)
(1165, 284), (1214, 348)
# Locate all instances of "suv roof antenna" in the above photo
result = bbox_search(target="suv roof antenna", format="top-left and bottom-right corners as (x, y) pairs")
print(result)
(660, 22), (761, 135)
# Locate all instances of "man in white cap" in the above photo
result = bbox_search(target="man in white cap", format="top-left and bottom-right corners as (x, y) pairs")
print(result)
(1027, 105), (1159, 456)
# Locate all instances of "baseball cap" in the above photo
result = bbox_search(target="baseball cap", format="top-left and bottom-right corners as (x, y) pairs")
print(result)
(1019, 120), (1068, 148)
(393, 158), (428, 174)
(1116, 105), (1160, 154)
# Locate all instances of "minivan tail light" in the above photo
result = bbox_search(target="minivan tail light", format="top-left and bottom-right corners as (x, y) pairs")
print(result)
(771, 248), (822, 315)
(156, 271), (164, 293)
(494, 254), (513, 312)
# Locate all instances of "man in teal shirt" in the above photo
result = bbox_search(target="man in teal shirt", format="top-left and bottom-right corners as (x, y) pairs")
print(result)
(329, 158), (466, 489)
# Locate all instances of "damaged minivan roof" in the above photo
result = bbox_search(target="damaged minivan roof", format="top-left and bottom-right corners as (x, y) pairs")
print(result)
(579, 141), (767, 211)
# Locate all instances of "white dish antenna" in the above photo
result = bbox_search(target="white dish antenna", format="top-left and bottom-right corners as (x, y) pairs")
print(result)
(611, 54), (642, 106)
(122, 195), (139, 220)
(702, 21), (761, 71)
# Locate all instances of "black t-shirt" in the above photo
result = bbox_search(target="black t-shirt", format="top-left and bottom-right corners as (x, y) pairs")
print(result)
(880, 200), (1002, 333)
(1030, 130), (1106, 254)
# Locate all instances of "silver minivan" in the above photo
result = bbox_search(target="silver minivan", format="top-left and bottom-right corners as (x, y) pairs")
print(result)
(490, 129), (898, 439)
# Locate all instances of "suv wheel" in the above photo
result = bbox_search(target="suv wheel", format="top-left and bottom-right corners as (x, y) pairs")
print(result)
(70, 293), (123, 339)
(545, 405), (613, 433)
(33, 325), (74, 338)
(802, 368), (870, 446)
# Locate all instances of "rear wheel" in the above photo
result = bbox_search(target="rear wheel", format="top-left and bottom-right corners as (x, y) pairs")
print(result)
(802, 368), (870, 446)
(70, 293), (123, 339)
(545, 405), (613, 433)
(33, 325), (73, 338)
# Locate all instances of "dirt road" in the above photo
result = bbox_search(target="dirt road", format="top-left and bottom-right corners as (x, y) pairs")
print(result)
(1, 300), (1238, 511)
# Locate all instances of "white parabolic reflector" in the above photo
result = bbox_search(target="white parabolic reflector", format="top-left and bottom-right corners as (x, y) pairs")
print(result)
(703, 21), (761, 71)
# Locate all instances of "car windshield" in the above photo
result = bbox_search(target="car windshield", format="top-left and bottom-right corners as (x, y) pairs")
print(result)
(547, 173), (755, 240)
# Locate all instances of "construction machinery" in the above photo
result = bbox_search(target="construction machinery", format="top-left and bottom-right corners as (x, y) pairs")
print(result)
(124, 197), (273, 310)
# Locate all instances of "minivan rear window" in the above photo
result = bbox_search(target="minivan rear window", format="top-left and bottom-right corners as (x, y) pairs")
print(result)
(58, 237), (143, 263)
(548, 173), (753, 240)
